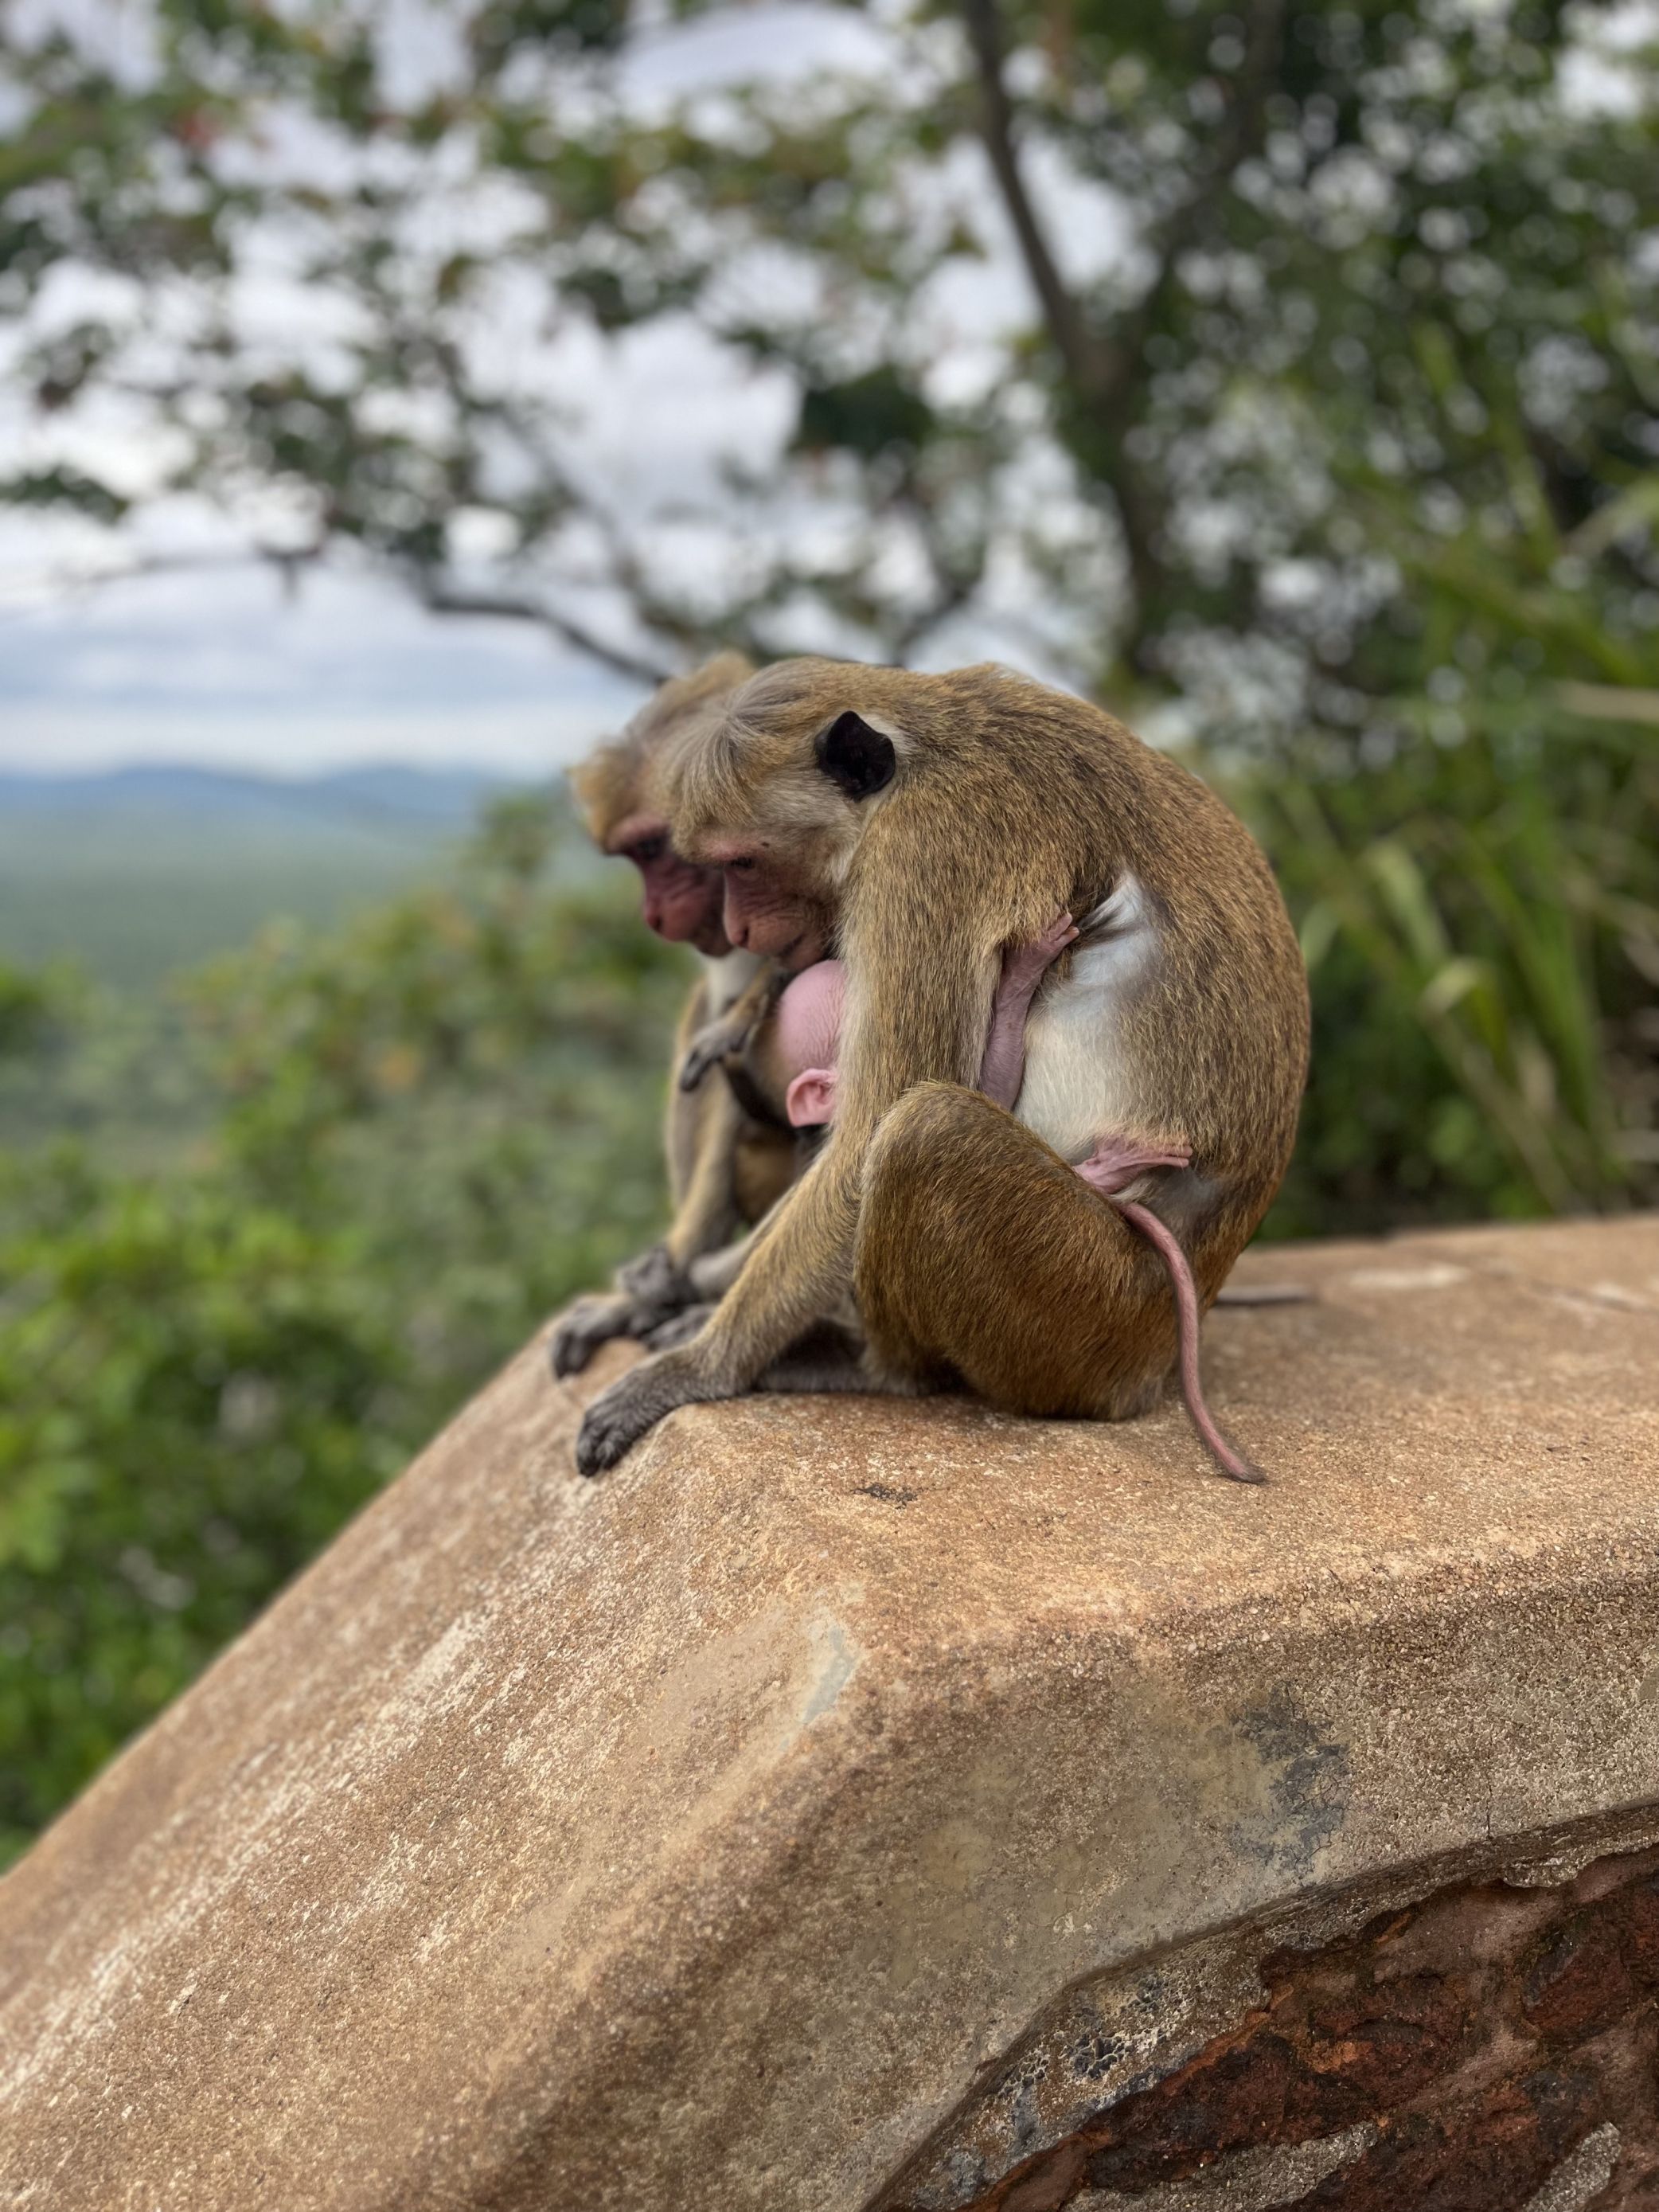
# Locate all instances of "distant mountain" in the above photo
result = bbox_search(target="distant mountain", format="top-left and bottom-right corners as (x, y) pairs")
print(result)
(0, 764), (526, 834)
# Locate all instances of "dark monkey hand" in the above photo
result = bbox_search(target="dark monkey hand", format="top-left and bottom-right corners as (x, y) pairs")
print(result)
(549, 1247), (698, 1378)
(575, 1348), (722, 1475)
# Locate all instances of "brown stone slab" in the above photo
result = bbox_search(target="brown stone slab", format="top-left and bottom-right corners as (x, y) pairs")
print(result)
(2, 1217), (1658, 2210)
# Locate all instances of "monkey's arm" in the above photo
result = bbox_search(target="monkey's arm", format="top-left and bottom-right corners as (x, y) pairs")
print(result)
(675, 964), (785, 1095)
(978, 912), (1078, 1110)
(658, 1076), (750, 1272)
(551, 991), (751, 1379)
(662, 974), (713, 1207)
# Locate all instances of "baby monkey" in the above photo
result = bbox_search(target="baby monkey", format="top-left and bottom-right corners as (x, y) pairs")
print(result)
(762, 913), (1264, 1483)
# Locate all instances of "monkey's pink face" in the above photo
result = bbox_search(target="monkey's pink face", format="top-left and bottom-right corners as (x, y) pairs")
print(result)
(608, 815), (730, 956)
(709, 847), (834, 971)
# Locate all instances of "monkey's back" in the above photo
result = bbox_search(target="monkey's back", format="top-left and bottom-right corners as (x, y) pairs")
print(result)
(940, 670), (1308, 1255)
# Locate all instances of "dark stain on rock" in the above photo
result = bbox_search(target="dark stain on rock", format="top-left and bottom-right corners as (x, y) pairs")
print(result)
(856, 1482), (919, 1506)
(1298, 2065), (1598, 2210)
(1232, 1682), (1352, 1876)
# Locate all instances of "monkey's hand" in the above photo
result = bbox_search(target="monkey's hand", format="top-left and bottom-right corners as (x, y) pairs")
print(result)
(549, 1251), (697, 1378)
(641, 1303), (716, 1352)
(677, 967), (786, 1092)
(999, 910), (1078, 995)
(576, 1349), (725, 1476)
(677, 998), (763, 1092)
(549, 1292), (640, 1378)
(615, 1242), (694, 1311)
(677, 1014), (739, 1093)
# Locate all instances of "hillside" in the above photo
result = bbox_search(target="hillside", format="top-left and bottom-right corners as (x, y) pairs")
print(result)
(0, 766), (521, 987)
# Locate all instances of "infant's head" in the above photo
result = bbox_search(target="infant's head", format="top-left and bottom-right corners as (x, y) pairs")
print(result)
(770, 959), (847, 1127)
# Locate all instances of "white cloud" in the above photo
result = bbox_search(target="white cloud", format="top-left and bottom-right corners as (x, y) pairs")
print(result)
(0, 561), (644, 773)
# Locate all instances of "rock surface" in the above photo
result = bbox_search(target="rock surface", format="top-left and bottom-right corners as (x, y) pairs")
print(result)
(3, 1217), (1659, 2210)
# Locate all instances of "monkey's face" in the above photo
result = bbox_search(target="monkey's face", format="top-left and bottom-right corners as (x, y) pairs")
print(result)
(607, 813), (730, 955)
(669, 673), (905, 969)
(712, 855), (836, 969)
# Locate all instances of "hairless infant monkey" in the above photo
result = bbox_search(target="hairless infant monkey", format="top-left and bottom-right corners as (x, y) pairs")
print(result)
(767, 913), (1264, 1482)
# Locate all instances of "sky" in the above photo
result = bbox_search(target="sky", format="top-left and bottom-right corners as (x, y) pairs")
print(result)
(0, 558), (647, 776)
(0, 2), (916, 780)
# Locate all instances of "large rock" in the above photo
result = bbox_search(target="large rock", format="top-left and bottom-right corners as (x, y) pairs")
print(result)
(4, 1217), (1659, 2211)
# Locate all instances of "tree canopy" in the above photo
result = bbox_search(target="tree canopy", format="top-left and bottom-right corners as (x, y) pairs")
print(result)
(4, 0), (1653, 700)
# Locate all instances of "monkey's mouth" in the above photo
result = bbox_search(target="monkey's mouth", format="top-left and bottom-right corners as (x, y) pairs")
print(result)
(778, 928), (830, 973)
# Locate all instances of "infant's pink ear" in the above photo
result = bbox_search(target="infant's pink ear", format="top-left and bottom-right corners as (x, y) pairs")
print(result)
(786, 1068), (838, 1128)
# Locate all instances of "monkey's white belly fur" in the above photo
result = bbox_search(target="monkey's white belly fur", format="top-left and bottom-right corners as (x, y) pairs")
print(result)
(1014, 875), (1157, 1162)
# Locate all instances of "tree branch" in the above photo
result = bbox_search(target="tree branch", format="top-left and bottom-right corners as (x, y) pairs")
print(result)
(1, 543), (673, 687)
(417, 580), (671, 686)
(1146, 0), (1286, 274)
(960, 0), (1118, 400)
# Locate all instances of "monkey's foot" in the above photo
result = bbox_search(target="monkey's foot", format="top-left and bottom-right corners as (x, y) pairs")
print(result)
(1001, 910), (1079, 992)
(551, 1252), (701, 1378)
(576, 1352), (722, 1475)
(1075, 1135), (1193, 1199)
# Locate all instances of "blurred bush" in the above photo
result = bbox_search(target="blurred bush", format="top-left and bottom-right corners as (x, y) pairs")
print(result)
(0, 799), (686, 1861)
(1249, 537), (1659, 1232)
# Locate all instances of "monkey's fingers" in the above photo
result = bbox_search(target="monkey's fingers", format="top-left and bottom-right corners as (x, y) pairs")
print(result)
(677, 1028), (731, 1092)
(616, 1242), (691, 1309)
(642, 1304), (715, 1352)
(549, 1290), (666, 1378)
(576, 1354), (703, 1475)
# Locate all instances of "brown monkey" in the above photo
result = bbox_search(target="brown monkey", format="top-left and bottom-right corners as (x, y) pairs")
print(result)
(551, 655), (799, 1375)
(574, 658), (1310, 1477)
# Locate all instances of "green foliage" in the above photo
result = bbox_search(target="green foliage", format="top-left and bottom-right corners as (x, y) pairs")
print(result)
(1254, 694), (1659, 1231)
(0, 1155), (396, 1854)
(0, 957), (70, 1059)
(0, 799), (689, 1862)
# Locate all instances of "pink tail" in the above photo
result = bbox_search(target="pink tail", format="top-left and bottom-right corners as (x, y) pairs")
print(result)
(1114, 1200), (1266, 1485)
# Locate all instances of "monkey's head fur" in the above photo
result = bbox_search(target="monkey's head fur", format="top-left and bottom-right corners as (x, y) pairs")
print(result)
(662, 657), (940, 968)
(567, 651), (754, 952)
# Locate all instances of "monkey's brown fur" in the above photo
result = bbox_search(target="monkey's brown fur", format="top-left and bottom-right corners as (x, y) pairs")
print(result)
(576, 658), (1309, 1474)
(552, 655), (797, 1375)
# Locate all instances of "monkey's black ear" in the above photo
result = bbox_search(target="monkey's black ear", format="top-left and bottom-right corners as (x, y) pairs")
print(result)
(815, 711), (896, 801)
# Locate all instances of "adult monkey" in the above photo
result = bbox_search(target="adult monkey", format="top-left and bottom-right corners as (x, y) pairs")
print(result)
(552, 654), (798, 1375)
(575, 658), (1310, 1478)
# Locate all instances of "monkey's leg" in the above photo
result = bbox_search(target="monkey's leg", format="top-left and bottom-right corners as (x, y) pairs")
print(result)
(753, 1320), (878, 1394)
(664, 974), (715, 1206)
(552, 1081), (746, 1378)
(856, 1083), (1185, 1424)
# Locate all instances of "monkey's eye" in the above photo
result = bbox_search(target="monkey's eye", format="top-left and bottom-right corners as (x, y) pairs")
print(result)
(726, 855), (758, 872)
(628, 835), (666, 865)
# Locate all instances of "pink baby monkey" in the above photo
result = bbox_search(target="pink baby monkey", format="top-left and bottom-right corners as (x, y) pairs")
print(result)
(771, 915), (1263, 1483)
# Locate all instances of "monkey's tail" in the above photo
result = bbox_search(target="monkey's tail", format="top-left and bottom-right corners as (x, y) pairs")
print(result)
(1114, 1199), (1267, 1485)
